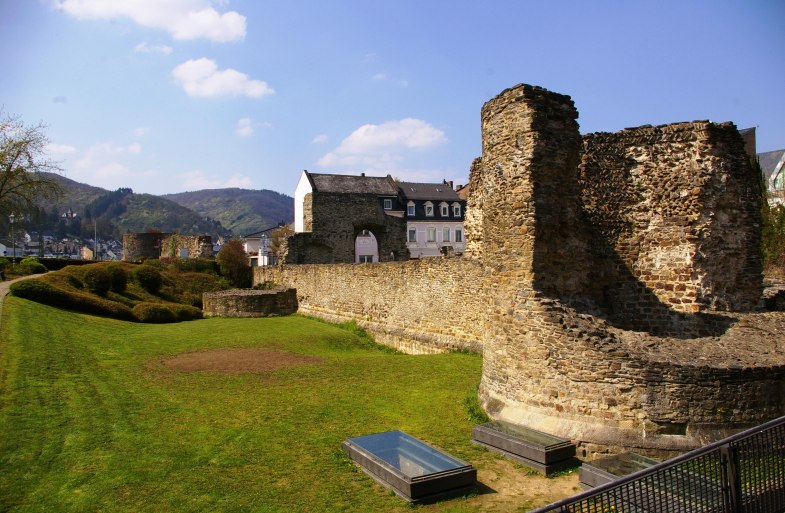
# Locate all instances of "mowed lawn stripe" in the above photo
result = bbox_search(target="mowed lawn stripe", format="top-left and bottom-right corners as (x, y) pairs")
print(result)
(0, 297), (484, 513)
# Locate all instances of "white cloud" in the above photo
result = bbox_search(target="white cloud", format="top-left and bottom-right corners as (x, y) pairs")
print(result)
(172, 58), (274, 98)
(372, 73), (387, 81)
(75, 142), (142, 170)
(133, 127), (150, 137)
(96, 162), (131, 178)
(45, 143), (77, 155)
(134, 42), (173, 55)
(56, 0), (246, 42)
(178, 170), (254, 190)
(311, 133), (328, 144)
(317, 119), (447, 175)
(236, 117), (253, 137)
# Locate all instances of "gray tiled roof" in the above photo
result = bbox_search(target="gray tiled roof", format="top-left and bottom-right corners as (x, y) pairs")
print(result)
(308, 172), (398, 195)
(399, 181), (460, 201)
(759, 150), (785, 180)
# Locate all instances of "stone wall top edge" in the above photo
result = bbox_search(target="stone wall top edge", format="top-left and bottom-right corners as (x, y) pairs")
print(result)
(483, 83), (575, 110)
(583, 120), (739, 141)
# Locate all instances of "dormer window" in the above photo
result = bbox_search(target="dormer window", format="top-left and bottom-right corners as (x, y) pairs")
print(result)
(452, 203), (461, 217)
(407, 201), (415, 216)
(439, 202), (449, 217)
(383, 198), (392, 210)
(424, 201), (434, 217)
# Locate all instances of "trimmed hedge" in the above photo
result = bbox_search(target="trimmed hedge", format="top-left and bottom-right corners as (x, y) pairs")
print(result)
(131, 303), (202, 323)
(83, 266), (112, 296)
(10, 279), (137, 322)
(132, 265), (163, 293)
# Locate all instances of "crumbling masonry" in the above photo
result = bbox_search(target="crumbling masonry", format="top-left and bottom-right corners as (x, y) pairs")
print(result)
(257, 84), (785, 456)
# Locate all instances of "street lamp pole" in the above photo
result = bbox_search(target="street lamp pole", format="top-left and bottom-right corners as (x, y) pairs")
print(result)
(8, 213), (15, 269)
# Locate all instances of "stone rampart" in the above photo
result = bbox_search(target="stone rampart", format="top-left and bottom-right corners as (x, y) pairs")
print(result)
(203, 289), (298, 317)
(123, 233), (213, 261)
(256, 258), (485, 354)
(580, 122), (763, 332)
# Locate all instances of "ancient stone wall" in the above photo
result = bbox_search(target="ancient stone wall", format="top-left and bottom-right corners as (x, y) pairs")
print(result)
(580, 122), (763, 332)
(285, 192), (409, 264)
(123, 233), (213, 261)
(203, 289), (297, 317)
(256, 258), (485, 354)
(160, 234), (213, 260)
(473, 84), (781, 456)
(123, 232), (166, 261)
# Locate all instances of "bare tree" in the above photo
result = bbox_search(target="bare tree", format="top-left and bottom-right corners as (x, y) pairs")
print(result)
(1, 111), (63, 215)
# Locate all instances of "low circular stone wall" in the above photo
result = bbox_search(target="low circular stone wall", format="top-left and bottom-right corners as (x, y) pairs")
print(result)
(202, 288), (298, 318)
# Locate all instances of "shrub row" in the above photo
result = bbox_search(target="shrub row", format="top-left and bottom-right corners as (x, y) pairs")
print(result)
(10, 278), (202, 323)
(10, 279), (137, 322)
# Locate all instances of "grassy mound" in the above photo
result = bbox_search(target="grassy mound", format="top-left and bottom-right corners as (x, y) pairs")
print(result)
(9, 260), (226, 323)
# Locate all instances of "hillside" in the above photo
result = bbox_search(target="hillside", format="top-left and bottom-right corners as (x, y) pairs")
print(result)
(36, 173), (229, 238)
(42, 172), (107, 212)
(163, 188), (294, 236)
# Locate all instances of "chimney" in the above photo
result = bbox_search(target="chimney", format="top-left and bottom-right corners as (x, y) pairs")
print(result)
(361, 172), (366, 177)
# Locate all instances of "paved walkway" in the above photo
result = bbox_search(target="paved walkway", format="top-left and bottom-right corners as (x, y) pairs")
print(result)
(0, 274), (39, 330)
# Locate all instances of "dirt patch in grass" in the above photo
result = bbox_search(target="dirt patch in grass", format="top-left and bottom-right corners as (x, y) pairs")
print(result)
(160, 348), (323, 374)
(467, 457), (581, 512)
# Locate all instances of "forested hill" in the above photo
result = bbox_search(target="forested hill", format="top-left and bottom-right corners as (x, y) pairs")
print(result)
(32, 176), (227, 239)
(30, 174), (293, 239)
(162, 188), (294, 236)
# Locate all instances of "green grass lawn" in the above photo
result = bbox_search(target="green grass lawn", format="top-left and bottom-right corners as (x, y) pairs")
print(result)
(0, 297), (492, 513)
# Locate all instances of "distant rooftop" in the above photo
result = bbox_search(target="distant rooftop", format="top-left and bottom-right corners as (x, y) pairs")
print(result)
(399, 181), (460, 201)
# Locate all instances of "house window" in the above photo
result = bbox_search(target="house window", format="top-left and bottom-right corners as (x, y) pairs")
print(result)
(408, 228), (417, 242)
(453, 204), (461, 217)
(407, 202), (415, 216)
(440, 204), (448, 217)
(443, 227), (450, 242)
(427, 227), (436, 242)
(358, 255), (373, 263)
(455, 229), (463, 242)
(425, 203), (434, 216)
(383, 199), (392, 210)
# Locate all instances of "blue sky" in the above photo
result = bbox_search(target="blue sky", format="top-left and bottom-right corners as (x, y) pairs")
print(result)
(1, 0), (784, 197)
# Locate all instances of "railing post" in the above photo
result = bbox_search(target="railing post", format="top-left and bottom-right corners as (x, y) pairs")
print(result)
(721, 444), (741, 513)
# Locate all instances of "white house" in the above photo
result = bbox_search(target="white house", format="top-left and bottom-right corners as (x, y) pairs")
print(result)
(399, 180), (466, 258)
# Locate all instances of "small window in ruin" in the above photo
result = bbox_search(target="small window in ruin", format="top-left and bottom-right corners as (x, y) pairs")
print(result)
(383, 198), (392, 210)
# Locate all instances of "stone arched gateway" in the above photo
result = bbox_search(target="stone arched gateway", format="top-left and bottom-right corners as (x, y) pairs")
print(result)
(285, 171), (409, 264)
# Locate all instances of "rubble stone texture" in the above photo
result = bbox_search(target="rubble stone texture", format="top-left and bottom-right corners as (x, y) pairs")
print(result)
(202, 289), (297, 318)
(285, 190), (409, 264)
(257, 83), (785, 457)
(122, 233), (212, 261)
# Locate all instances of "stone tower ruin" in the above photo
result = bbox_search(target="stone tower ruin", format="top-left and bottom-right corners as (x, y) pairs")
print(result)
(472, 84), (780, 455)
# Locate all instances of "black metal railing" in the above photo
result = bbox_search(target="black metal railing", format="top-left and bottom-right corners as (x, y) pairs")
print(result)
(529, 415), (785, 513)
